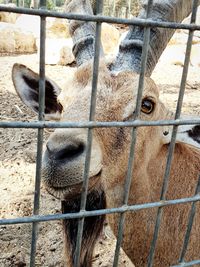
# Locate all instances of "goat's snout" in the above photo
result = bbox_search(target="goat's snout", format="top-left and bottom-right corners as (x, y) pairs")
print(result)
(41, 130), (102, 199)
(46, 141), (85, 162)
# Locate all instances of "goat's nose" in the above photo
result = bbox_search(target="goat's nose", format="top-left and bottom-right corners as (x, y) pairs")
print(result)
(46, 141), (85, 162)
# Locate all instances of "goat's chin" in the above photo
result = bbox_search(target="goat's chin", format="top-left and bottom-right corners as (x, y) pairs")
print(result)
(44, 171), (102, 200)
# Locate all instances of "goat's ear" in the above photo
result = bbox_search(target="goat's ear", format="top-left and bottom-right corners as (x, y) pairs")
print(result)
(12, 63), (63, 120)
(162, 118), (200, 150)
(176, 121), (200, 150)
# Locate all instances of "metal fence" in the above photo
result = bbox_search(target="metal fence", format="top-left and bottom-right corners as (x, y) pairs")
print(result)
(0, 0), (200, 266)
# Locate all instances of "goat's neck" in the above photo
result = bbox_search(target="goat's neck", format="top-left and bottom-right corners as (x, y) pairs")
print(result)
(147, 144), (200, 201)
(62, 186), (106, 267)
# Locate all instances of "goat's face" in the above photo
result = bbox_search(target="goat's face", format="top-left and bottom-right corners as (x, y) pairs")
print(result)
(12, 61), (200, 201)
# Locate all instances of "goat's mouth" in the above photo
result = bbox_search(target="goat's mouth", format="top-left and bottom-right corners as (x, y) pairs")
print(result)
(44, 170), (102, 200)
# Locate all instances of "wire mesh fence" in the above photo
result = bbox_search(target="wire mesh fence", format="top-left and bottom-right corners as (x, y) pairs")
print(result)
(0, 0), (141, 16)
(0, 0), (200, 266)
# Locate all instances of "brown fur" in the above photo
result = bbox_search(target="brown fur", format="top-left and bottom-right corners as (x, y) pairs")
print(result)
(58, 62), (200, 266)
(13, 60), (200, 266)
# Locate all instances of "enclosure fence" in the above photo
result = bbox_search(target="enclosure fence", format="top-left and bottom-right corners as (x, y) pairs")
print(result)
(0, 0), (200, 266)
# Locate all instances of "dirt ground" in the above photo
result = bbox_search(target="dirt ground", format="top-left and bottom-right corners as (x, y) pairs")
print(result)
(0, 32), (200, 266)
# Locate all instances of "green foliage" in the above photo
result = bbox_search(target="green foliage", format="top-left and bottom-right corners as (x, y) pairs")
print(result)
(24, 0), (31, 8)
(55, 0), (64, 7)
(0, 0), (141, 15)
(46, 0), (55, 10)
(90, 0), (141, 17)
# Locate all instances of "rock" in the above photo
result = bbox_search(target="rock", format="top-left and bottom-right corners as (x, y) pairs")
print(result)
(0, 22), (36, 54)
(0, 4), (19, 24)
(16, 15), (70, 39)
(15, 15), (73, 64)
(46, 17), (70, 39)
(15, 15), (119, 63)
(59, 41), (75, 65)
(47, 22), (120, 64)
(36, 38), (74, 65)
(15, 17), (119, 64)
(101, 22), (120, 55)
(15, 14), (40, 38)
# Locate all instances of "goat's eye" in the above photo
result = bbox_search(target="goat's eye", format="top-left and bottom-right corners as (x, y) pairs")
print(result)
(141, 99), (155, 114)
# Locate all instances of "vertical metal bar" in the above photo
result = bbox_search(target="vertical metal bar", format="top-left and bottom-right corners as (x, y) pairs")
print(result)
(112, 1), (154, 266)
(39, 0), (46, 9)
(147, 1), (199, 266)
(29, 6), (46, 266)
(127, 0), (131, 18)
(112, 0), (116, 16)
(74, 1), (103, 266)
(178, 175), (200, 263)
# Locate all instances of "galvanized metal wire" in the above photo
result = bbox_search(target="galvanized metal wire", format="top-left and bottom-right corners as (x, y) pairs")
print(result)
(1, 118), (200, 129)
(171, 259), (200, 267)
(30, 2), (47, 265)
(147, 1), (200, 266)
(74, 1), (104, 266)
(112, 0), (154, 265)
(1, 195), (200, 226)
(0, 5), (200, 31)
(0, 0), (200, 266)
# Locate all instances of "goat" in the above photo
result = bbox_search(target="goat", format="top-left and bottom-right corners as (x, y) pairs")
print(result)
(12, 0), (200, 266)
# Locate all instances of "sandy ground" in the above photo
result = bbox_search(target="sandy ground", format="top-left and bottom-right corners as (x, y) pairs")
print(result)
(0, 31), (200, 266)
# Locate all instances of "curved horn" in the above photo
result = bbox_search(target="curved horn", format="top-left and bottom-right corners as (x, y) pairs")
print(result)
(65, 0), (102, 66)
(110, 0), (195, 76)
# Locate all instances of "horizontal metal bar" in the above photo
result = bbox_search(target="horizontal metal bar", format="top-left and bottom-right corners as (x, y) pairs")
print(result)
(0, 119), (200, 129)
(0, 6), (200, 31)
(171, 259), (200, 267)
(0, 195), (200, 226)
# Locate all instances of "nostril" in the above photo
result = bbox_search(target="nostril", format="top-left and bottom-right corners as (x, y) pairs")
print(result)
(163, 131), (169, 136)
(54, 143), (85, 161)
(46, 142), (56, 158)
(46, 143), (52, 154)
